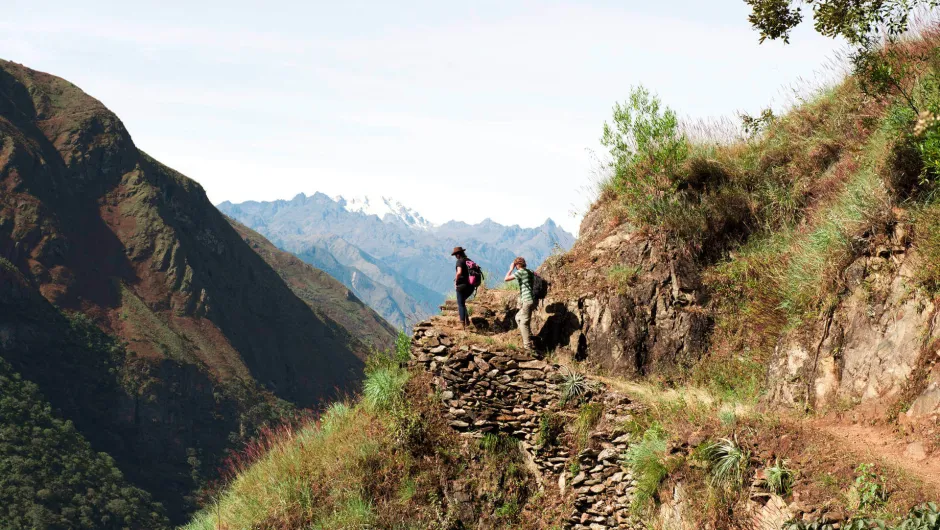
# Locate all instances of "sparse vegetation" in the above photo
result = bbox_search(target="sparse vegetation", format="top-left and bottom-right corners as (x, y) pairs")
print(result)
(537, 411), (565, 447)
(574, 403), (605, 449)
(608, 264), (641, 294)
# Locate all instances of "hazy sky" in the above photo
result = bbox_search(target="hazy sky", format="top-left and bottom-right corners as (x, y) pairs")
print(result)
(1, 0), (845, 234)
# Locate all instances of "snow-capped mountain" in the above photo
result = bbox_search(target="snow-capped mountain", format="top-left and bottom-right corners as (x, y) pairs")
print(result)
(336, 195), (437, 231)
(219, 192), (575, 330)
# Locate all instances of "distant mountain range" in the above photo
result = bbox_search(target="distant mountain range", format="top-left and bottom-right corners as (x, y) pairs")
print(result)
(218, 193), (576, 329)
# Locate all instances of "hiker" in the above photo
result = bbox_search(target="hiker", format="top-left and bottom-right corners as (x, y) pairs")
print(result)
(504, 257), (535, 351)
(452, 246), (474, 329)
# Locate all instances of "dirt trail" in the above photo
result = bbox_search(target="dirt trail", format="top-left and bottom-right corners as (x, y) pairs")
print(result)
(810, 419), (940, 495)
(599, 372), (940, 495)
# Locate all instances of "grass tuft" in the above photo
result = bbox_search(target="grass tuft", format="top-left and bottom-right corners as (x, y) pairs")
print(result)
(608, 264), (641, 294)
(707, 437), (750, 491)
(363, 365), (409, 411)
(574, 403), (605, 449)
(765, 458), (795, 496)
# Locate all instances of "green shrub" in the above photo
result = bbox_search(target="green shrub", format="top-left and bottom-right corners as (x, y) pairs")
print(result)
(785, 502), (940, 530)
(899, 502), (940, 529)
(621, 423), (669, 510)
(915, 106), (940, 182)
(853, 462), (887, 513)
(394, 330), (412, 365)
(601, 85), (691, 226)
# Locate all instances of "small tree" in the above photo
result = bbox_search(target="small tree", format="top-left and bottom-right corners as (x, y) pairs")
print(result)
(744, 0), (940, 45)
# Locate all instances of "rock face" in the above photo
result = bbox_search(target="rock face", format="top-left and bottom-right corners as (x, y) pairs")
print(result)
(468, 217), (710, 378)
(0, 59), (366, 520)
(767, 232), (940, 420)
(411, 321), (644, 529)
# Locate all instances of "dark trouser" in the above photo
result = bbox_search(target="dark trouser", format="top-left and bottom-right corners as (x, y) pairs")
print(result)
(456, 285), (473, 324)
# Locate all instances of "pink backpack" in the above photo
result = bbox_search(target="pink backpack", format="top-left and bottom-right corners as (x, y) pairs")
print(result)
(466, 259), (484, 286)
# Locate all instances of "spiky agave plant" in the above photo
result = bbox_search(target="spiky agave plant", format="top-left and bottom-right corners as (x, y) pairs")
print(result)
(559, 366), (590, 405)
(708, 437), (750, 490)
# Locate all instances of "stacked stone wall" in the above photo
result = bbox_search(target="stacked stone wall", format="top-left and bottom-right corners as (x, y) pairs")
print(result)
(412, 320), (644, 529)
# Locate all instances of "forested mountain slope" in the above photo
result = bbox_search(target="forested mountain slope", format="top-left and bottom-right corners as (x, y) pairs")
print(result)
(0, 59), (371, 523)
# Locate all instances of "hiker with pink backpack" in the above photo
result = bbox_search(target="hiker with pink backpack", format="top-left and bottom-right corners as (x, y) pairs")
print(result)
(451, 246), (484, 330)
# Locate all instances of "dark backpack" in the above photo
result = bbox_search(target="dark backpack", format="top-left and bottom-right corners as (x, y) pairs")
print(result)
(532, 272), (549, 302)
(466, 259), (485, 289)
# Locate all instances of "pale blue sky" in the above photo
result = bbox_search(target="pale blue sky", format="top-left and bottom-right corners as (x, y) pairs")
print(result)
(1, 1), (844, 234)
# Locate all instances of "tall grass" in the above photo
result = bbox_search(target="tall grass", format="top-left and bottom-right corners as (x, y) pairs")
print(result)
(363, 365), (409, 411)
(621, 423), (669, 511)
(775, 126), (892, 317)
(183, 406), (385, 529)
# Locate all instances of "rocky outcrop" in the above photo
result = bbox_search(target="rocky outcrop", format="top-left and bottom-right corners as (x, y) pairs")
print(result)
(411, 320), (644, 529)
(461, 220), (710, 378)
(767, 230), (940, 421)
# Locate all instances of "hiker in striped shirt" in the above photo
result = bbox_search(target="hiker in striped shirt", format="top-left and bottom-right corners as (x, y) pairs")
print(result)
(504, 256), (535, 351)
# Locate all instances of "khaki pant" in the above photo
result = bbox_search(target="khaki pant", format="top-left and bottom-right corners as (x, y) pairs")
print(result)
(516, 300), (535, 349)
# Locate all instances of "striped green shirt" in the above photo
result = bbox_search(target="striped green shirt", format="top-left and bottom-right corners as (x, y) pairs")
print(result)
(513, 268), (534, 303)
